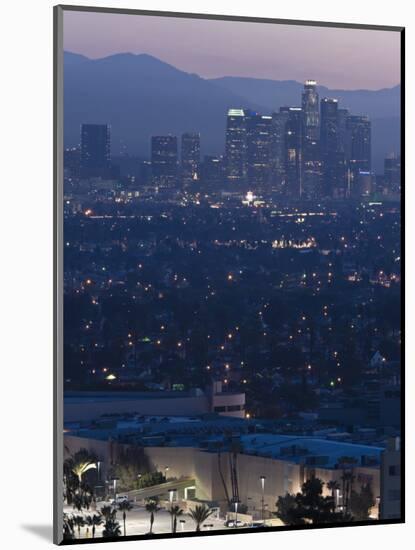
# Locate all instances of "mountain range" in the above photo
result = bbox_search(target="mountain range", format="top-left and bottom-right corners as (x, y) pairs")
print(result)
(64, 51), (401, 173)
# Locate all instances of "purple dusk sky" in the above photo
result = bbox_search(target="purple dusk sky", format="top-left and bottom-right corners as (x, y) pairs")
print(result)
(63, 10), (401, 90)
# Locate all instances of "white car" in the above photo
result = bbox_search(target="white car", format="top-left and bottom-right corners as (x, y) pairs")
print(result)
(224, 519), (246, 528)
(111, 495), (130, 505)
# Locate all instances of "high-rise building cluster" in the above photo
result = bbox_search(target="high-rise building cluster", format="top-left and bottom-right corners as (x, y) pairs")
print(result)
(72, 83), (400, 198)
(224, 80), (373, 199)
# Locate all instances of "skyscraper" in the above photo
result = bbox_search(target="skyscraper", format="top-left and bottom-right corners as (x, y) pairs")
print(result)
(246, 114), (273, 189)
(320, 98), (346, 197)
(181, 133), (200, 186)
(284, 107), (303, 198)
(80, 124), (111, 179)
(270, 109), (290, 193)
(347, 115), (371, 170)
(337, 108), (350, 158)
(202, 155), (224, 187)
(151, 136), (178, 188)
(302, 81), (322, 199)
(320, 98), (338, 157)
(384, 154), (401, 195)
(225, 109), (247, 185)
(302, 80), (319, 143)
(347, 115), (372, 197)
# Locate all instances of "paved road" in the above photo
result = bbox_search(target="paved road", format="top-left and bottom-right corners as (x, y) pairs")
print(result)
(125, 477), (195, 501)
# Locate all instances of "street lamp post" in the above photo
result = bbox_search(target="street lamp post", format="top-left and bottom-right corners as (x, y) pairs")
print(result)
(112, 478), (118, 503)
(260, 476), (266, 524)
(234, 500), (239, 528)
(169, 489), (177, 532)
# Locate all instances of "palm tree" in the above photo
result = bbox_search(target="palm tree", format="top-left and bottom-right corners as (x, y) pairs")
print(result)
(72, 493), (84, 512)
(118, 500), (133, 536)
(63, 514), (75, 540)
(341, 471), (356, 514)
(72, 461), (97, 484)
(85, 513), (103, 539)
(100, 505), (115, 521)
(145, 498), (160, 534)
(100, 506), (122, 538)
(188, 505), (213, 532)
(168, 505), (184, 533)
(72, 514), (85, 539)
(102, 517), (122, 538)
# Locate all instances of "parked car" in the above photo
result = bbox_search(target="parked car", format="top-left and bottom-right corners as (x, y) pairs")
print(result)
(224, 519), (247, 528)
(111, 495), (130, 505)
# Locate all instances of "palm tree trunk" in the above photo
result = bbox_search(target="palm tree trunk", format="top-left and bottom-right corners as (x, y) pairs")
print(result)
(150, 512), (154, 534)
(92, 525), (95, 538)
(123, 512), (126, 537)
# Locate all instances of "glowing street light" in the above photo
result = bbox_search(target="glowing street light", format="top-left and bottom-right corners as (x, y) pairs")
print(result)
(96, 460), (102, 481)
(260, 476), (266, 524)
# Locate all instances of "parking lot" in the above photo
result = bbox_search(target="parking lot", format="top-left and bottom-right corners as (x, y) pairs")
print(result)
(64, 503), (235, 539)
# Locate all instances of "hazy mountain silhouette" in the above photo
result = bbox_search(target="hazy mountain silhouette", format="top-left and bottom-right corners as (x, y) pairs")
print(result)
(63, 51), (90, 65)
(64, 52), (400, 172)
(64, 51), (266, 160)
(211, 76), (400, 119)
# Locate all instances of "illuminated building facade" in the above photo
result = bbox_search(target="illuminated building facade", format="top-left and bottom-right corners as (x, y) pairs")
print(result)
(270, 109), (290, 193)
(302, 80), (320, 142)
(246, 114), (273, 188)
(151, 135), (178, 188)
(320, 98), (346, 197)
(202, 155), (223, 187)
(225, 108), (247, 185)
(347, 115), (372, 196)
(384, 154), (401, 195)
(181, 132), (201, 185)
(284, 107), (303, 198)
(302, 80), (322, 199)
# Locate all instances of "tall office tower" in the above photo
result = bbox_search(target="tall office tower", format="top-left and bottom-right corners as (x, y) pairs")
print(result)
(246, 114), (273, 190)
(80, 124), (111, 179)
(346, 115), (372, 197)
(337, 108), (350, 158)
(181, 133), (200, 186)
(270, 109), (290, 193)
(201, 155), (224, 187)
(302, 80), (320, 142)
(302, 81), (322, 199)
(151, 136), (178, 188)
(284, 107), (304, 198)
(64, 147), (81, 178)
(320, 98), (346, 197)
(384, 154), (401, 195)
(225, 109), (247, 185)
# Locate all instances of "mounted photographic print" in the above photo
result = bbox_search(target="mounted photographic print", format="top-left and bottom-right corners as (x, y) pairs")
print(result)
(53, 5), (404, 545)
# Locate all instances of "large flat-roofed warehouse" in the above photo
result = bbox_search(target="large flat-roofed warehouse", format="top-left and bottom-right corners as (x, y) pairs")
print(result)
(64, 413), (400, 521)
